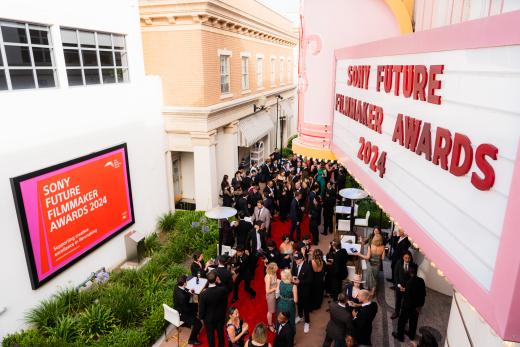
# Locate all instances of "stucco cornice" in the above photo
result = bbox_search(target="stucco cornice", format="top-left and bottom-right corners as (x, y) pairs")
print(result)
(139, 0), (297, 47)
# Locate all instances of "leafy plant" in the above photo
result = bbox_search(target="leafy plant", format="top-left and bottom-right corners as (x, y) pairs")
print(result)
(44, 315), (79, 343)
(96, 327), (148, 347)
(25, 298), (67, 329)
(157, 212), (176, 233)
(99, 284), (144, 327)
(287, 134), (297, 149)
(281, 147), (293, 158)
(2, 329), (68, 347)
(144, 232), (161, 257)
(78, 304), (118, 342)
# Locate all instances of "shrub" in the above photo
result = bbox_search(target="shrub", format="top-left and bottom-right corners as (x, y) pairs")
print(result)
(287, 134), (297, 149)
(78, 304), (118, 342)
(142, 306), (165, 344)
(2, 329), (69, 347)
(281, 147), (293, 158)
(96, 327), (148, 347)
(44, 315), (79, 343)
(144, 232), (161, 257)
(157, 212), (176, 233)
(98, 284), (144, 327)
(25, 298), (67, 329)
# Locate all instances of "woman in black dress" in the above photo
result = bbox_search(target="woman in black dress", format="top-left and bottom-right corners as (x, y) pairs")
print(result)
(226, 307), (249, 347)
(310, 248), (325, 310)
(222, 175), (234, 207)
(190, 250), (210, 278)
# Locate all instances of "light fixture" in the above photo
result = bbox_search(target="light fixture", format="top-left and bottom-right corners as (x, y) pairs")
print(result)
(253, 95), (267, 112)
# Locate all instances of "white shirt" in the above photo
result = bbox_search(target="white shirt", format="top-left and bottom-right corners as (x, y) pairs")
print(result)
(278, 322), (286, 334)
(256, 231), (262, 251)
(297, 263), (303, 276)
(362, 301), (372, 307)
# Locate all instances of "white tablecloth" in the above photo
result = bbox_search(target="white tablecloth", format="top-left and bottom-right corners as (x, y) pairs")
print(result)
(336, 206), (352, 214)
(186, 277), (208, 295)
(342, 242), (361, 255)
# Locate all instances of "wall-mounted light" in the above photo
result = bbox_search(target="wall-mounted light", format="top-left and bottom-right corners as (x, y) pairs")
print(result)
(253, 96), (267, 112)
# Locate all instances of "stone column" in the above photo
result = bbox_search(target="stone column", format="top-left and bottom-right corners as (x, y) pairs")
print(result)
(216, 121), (239, 180)
(191, 130), (219, 211)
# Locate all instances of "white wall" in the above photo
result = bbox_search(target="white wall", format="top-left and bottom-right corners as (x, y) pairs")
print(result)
(0, 0), (169, 339)
(180, 151), (195, 201)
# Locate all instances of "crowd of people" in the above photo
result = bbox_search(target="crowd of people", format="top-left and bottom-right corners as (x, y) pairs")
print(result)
(172, 151), (436, 347)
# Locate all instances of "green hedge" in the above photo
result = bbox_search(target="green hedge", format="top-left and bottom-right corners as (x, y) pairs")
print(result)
(2, 210), (218, 347)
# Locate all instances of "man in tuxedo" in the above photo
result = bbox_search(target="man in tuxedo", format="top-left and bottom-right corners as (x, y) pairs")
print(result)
(322, 293), (352, 347)
(199, 271), (228, 347)
(322, 188), (336, 235)
(234, 212), (252, 248)
(212, 255), (233, 295)
(247, 185), (262, 215)
(274, 311), (294, 347)
(242, 170), (253, 192)
(352, 290), (378, 346)
(297, 235), (312, 261)
(331, 240), (348, 301)
(236, 192), (249, 217)
(246, 221), (267, 278)
(173, 275), (202, 345)
(309, 195), (322, 245)
(289, 191), (303, 241)
(231, 246), (256, 303)
(251, 199), (271, 236)
(387, 228), (411, 284)
(291, 252), (312, 333)
(391, 251), (414, 319)
(393, 263), (426, 342)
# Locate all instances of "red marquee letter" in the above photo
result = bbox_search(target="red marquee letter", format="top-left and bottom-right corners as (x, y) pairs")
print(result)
(415, 122), (432, 161)
(392, 114), (404, 146)
(432, 127), (452, 170)
(413, 65), (428, 102)
(427, 64), (444, 105)
(449, 133), (473, 177)
(471, 144), (498, 191)
(376, 65), (384, 92)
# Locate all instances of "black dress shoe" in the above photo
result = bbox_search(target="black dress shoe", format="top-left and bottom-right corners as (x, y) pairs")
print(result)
(405, 331), (415, 340)
(392, 332), (404, 342)
(390, 313), (399, 319)
(389, 285), (396, 290)
(386, 278), (394, 283)
(320, 232), (327, 236)
(231, 298), (238, 304)
(189, 340), (202, 345)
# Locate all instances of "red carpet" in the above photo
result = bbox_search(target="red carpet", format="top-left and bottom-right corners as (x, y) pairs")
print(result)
(198, 216), (311, 346)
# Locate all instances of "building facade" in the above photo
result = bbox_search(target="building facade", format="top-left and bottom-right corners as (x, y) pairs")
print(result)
(296, 0), (520, 346)
(140, 0), (298, 211)
(0, 0), (169, 339)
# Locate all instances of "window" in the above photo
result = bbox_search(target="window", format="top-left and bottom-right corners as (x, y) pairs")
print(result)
(280, 58), (285, 85)
(256, 56), (263, 88)
(220, 54), (230, 94)
(270, 57), (276, 86)
(0, 20), (56, 91)
(241, 56), (249, 90)
(61, 28), (128, 86)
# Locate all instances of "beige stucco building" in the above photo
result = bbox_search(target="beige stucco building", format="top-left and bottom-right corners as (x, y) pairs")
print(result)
(140, 0), (298, 211)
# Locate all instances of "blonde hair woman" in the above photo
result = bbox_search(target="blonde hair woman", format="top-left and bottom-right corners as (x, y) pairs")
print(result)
(355, 233), (385, 297)
(264, 262), (279, 332)
(276, 269), (297, 326)
(246, 323), (271, 347)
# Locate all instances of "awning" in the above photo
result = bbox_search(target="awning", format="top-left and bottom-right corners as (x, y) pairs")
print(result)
(238, 112), (274, 147)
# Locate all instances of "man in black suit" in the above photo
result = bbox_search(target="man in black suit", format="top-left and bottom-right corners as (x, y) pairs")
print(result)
(245, 221), (267, 278)
(212, 255), (233, 295)
(393, 263), (426, 342)
(309, 195), (322, 245)
(291, 252), (312, 333)
(199, 271), (228, 347)
(391, 251), (414, 319)
(289, 191), (303, 241)
(322, 293), (352, 347)
(234, 212), (252, 248)
(387, 228), (411, 284)
(231, 246), (256, 303)
(173, 275), (202, 345)
(274, 311), (294, 347)
(247, 185), (262, 215)
(322, 189), (336, 235)
(352, 289), (378, 346)
(331, 240), (348, 301)
(236, 192), (249, 217)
